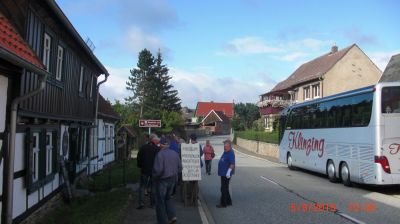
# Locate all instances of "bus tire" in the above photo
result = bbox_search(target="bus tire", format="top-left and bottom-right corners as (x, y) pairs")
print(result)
(340, 162), (352, 187)
(327, 160), (338, 182)
(287, 153), (295, 170)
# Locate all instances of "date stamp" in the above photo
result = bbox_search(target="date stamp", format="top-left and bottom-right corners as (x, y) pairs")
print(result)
(290, 202), (377, 213)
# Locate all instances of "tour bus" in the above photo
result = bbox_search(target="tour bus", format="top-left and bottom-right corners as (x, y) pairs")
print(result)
(278, 82), (400, 186)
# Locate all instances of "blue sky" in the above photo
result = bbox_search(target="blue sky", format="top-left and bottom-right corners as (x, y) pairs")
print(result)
(56, 0), (399, 108)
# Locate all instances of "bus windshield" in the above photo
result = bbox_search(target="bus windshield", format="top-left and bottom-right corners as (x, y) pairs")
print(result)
(382, 87), (400, 113)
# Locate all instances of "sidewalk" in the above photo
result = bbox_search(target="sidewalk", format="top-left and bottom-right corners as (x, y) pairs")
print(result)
(123, 183), (203, 224)
(233, 144), (280, 164)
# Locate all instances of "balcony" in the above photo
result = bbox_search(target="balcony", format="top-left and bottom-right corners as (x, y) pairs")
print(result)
(257, 99), (294, 108)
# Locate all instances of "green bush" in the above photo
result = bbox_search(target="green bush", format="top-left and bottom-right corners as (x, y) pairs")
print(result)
(235, 130), (279, 144)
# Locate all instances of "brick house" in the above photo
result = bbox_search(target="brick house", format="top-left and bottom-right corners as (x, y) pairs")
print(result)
(195, 102), (234, 135)
(258, 44), (382, 132)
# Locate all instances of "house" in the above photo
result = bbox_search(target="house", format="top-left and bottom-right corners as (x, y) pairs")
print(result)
(117, 124), (137, 160)
(379, 53), (400, 83)
(195, 102), (234, 135)
(89, 95), (121, 175)
(258, 44), (382, 132)
(0, 1), (111, 223)
(181, 107), (196, 124)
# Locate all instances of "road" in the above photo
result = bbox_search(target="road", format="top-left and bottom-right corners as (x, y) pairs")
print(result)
(197, 135), (400, 224)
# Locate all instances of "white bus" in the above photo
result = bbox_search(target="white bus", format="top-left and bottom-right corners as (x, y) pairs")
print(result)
(279, 82), (400, 186)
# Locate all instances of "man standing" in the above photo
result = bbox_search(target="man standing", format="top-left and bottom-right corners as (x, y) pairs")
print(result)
(136, 134), (159, 209)
(216, 139), (235, 208)
(153, 140), (182, 224)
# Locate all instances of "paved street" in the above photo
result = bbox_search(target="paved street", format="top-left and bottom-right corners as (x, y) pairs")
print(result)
(198, 135), (400, 224)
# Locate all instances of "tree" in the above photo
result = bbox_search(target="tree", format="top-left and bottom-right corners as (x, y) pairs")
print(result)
(233, 103), (260, 130)
(154, 50), (181, 112)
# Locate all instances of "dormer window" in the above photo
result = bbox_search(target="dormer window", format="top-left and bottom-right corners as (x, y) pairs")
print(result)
(43, 33), (52, 72)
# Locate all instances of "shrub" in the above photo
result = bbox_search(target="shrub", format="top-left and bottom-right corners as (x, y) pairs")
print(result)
(234, 130), (279, 144)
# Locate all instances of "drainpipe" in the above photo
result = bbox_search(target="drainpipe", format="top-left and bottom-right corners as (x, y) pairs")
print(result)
(5, 71), (48, 224)
(92, 74), (108, 172)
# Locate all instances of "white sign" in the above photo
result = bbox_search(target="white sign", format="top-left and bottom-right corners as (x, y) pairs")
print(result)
(181, 143), (201, 181)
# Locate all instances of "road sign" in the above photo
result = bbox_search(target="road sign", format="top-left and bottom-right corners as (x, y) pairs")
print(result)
(139, 119), (161, 128)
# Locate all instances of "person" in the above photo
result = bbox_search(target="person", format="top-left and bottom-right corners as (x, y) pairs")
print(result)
(216, 139), (235, 208)
(169, 134), (180, 155)
(136, 134), (159, 209)
(203, 140), (215, 175)
(153, 138), (182, 224)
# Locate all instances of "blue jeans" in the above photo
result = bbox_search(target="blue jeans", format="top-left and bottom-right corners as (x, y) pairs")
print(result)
(138, 174), (154, 206)
(155, 178), (176, 224)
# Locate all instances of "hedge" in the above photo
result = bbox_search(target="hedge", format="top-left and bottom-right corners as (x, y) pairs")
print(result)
(234, 130), (279, 144)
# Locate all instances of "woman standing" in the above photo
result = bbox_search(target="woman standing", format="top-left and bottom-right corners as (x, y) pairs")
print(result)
(217, 139), (235, 208)
(203, 140), (215, 175)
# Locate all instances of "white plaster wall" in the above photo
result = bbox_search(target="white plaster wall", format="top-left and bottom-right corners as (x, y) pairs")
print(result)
(12, 178), (27, 218)
(27, 189), (39, 209)
(0, 75), (8, 132)
(43, 180), (53, 197)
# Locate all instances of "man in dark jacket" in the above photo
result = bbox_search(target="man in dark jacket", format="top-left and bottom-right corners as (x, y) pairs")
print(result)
(137, 134), (159, 209)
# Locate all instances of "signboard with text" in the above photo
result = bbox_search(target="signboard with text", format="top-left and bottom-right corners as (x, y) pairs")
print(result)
(139, 120), (161, 128)
(181, 143), (201, 181)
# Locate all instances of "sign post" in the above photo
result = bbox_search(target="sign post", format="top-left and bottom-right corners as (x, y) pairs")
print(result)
(139, 120), (161, 135)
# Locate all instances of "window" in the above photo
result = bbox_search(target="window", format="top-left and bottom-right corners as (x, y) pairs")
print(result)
(286, 92), (373, 130)
(79, 65), (84, 93)
(381, 87), (400, 113)
(46, 132), (53, 175)
(56, 45), (64, 81)
(89, 76), (94, 99)
(43, 33), (52, 72)
(32, 133), (40, 182)
(26, 129), (58, 193)
(312, 84), (320, 98)
(264, 117), (270, 129)
(110, 126), (114, 152)
(303, 86), (311, 100)
(105, 125), (109, 153)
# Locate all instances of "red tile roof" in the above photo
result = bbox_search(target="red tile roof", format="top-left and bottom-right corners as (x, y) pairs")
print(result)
(195, 102), (234, 118)
(266, 44), (355, 94)
(98, 94), (121, 120)
(0, 13), (44, 69)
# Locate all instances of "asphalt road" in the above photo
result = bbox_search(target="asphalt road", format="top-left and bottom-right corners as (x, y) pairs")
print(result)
(198, 135), (400, 224)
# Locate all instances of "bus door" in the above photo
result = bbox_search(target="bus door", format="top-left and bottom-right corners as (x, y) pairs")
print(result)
(381, 86), (400, 174)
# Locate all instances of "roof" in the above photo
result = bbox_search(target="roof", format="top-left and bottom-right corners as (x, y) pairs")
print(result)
(201, 110), (230, 123)
(0, 12), (44, 70)
(118, 124), (136, 138)
(98, 94), (121, 120)
(195, 102), (234, 118)
(267, 44), (355, 94)
(379, 53), (400, 82)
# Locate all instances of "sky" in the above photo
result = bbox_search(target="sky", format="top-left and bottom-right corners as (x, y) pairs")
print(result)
(56, 0), (400, 108)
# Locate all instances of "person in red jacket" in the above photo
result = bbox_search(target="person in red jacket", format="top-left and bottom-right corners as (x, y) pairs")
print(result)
(203, 140), (215, 175)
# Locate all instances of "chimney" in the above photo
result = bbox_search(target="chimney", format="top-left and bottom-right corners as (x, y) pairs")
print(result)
(331, 44), (338, 54)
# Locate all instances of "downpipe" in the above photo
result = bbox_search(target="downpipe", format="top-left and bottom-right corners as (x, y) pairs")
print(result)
(5, 72), (47, 224)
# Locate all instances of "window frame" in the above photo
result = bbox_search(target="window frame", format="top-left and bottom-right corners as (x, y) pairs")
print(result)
(79, 65), (85, 93)
(312, 84), (321, 99)
(42, 33), (52, 72)
(303, 86), (311, 101)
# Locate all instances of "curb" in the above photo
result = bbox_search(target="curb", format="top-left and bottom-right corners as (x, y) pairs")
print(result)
(198, 190), (216, 224)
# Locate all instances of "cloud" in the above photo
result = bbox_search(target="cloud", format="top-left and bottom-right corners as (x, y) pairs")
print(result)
(343, 28), (378, 46)
(278, 52), (309, 61)
(368, 51), (400, 71)
(117, 0), (181, 33)
(123, 26), (170, 56)
(170, 68), (277, 108)
(100, 66), (131, 101)
(218, 37), (282, 56)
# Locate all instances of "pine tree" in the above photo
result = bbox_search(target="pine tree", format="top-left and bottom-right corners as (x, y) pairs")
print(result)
(154, 49), (181, 112)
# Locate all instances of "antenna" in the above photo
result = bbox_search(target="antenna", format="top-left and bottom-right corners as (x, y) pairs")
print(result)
(85, 37), (96, 52)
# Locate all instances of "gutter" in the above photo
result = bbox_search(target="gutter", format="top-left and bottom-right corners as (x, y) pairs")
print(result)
(2, 49), (49, 224)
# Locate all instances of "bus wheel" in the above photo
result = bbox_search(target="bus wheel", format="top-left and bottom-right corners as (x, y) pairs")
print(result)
(287, 153), (295, 170)
(327, 160), (338, 182)
(340, 162), (352, 187)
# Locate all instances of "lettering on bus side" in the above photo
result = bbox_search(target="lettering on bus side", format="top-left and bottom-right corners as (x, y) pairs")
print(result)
(389, 143), (400, 155)
(288, 131), (325, 158)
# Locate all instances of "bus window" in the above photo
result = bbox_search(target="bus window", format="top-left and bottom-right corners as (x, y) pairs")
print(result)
(382, 87), (400, 113)
(352, 93), (373, 126)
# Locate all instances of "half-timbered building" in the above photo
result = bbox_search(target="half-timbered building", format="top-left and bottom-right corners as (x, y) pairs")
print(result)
(0, 0), (110, 222)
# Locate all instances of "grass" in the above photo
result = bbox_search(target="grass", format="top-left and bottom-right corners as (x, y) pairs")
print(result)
(79, 159), (140, 191)
(39, 189), (132, 224)
(235, 130), (279, 144)
(39, 159), (140, 224)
